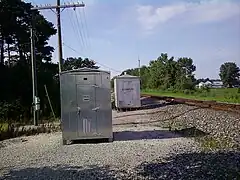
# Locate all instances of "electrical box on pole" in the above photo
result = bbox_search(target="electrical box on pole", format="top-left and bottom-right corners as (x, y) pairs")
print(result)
(35, 96), (40, 111)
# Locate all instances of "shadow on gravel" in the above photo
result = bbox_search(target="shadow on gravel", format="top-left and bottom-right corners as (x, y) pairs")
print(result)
(173, 127), (208, 137)
(140, 96), (174, 110)
(2, 152), (239, 180)
(141, 96), (162, 105)
(135, 151), (240, 180)
(113, 129), (180, 141)
(113, 97), (173, 112)
(1, 165), (119, 180)
(113, 107), (201, 126)
(72, 138), (110, 145)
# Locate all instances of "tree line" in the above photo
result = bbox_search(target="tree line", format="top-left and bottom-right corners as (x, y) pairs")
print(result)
(119, 54), (240, 90)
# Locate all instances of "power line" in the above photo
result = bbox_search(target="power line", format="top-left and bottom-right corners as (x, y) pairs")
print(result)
(63, 42), (87, 57)
(61, 1), (91, 57)
(61, 0), (88, 56)
(31, 2), (85, 73)
(63, 42), (121, 73)
(82, 8), (91, 56)
(71, 0), (91, 56)
(78, 8), (89, 49)
(31, 2), (84, 10)
(66, 8), (84, 50)
(73, 7), (87, 51)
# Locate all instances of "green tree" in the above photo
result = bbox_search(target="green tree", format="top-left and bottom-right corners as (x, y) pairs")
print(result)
(177, 57), (196, 77)
(62, 57), (99, 71)
(0, 0), (56, 65)
(175, 57), (196, 90)
(219, 62), (240, 88)
(139, 65), (150, 89)
(147, 53), (177, 89)
(0, 0), (57, 123)
(120, 53), (197, 91)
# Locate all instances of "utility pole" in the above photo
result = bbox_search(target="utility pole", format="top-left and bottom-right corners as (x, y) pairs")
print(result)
(30, 26), (38, 126)
(56, 0), (63, 72)
(29, 2), (85, 125)
(31, 2), (85, 73)
(138, 56), (141, 77)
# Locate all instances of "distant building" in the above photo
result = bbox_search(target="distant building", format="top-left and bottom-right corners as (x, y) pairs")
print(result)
(196, 79), (224, 89)
(196, 82), (208, 88)
(211, 80), (223, 88)
(197, 82), (204, 88)
(205, 81), (212, 87)
(196, 81), (212, 88)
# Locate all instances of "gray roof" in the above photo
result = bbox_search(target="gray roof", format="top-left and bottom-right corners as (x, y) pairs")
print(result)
(115, 74), (140, 79)
(60, 67), (110, 75)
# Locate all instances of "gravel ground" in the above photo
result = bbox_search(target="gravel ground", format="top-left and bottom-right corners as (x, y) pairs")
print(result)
(149, 104), (240, 147)
(0, 106), (240, 179)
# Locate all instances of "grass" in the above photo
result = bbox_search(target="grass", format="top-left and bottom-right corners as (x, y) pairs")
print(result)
(162, 122), (236, 151)
(164, 123), (236, 151)
(0, 123), (9, 132)
(197, 136), (235, 151)
(142, 88), (240, 104)
(0, 122), (61, 141)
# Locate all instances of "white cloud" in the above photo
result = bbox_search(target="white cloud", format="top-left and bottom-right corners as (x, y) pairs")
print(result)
(188, 0), (240, 23)
(136, 0), (240, 31)
(137, 4), (187, 30)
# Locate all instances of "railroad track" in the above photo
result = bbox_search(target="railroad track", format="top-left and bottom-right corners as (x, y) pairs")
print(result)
(141, 94), (240, 113)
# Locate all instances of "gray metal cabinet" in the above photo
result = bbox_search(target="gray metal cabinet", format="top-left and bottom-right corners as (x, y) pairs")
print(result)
(114, 73), (141, 108)
(60, 68), (112, 144)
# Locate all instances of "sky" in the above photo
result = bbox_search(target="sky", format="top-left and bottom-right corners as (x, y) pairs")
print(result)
(29, 0), (240, 79)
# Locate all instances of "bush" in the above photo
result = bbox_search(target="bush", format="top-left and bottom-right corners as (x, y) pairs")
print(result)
(183, 89), (194, 95)
(196, 86), (210, 93)
(0, 100), (25, 123)
(203, 86), (210, 92)
(172, 89), (178, 93)
(183, 89), (190, 95)
(0, 123), (61, 141)
(224, 94), (240, 102)
(237, 88), (240, 94)
(209, 91), (216, 97)
(199, 92), (208, 97)
(167, 86), (177, 93)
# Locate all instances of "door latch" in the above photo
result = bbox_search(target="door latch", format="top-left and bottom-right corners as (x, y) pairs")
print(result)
(92, 84), (99, 88)
(77, 107), (81, 115)
(92, 107), (100, 111)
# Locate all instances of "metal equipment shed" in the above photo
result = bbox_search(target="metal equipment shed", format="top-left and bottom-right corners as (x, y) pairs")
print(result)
(60, 68), (113, 145)
(114, 73), (141, 109)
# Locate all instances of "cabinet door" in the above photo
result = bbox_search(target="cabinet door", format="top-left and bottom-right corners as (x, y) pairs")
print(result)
(122, 81), (134, 106)
(95, 85), (112, 136)
(76, 85), (97, 136)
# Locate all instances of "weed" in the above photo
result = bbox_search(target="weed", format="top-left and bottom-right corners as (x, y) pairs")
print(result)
(237, 88), (240, 94)
(0, 123), (61, 141)
(196, 135), (234, 151)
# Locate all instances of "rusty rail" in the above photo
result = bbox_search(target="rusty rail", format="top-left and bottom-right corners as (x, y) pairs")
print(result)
(141, 94), (240, 113)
